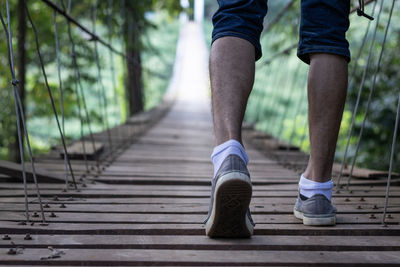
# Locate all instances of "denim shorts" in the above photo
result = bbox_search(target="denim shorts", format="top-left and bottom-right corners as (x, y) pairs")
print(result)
(212, 0), (350, 64)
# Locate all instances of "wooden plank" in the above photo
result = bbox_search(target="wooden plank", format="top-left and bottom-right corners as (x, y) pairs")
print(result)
(60, 141), (104, 160)
(1, 248), (400, 265)
(0, 211), (397, 224)
(2, 196), (400, 206)
(0, 160), (65, 184)
(2, 189), (400, 198)
(0, 203), (398, 214)
(333, 163), (400, 179)
(1, 235), (399, 251)
(1, 221), (399, 236)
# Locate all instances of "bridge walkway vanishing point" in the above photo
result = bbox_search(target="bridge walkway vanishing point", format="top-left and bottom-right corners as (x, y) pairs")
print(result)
(1, 23), (400, 266)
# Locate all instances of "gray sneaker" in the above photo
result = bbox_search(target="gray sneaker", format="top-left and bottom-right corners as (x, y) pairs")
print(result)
(204, 154), (254, 238)
(293, 194), (337, 226)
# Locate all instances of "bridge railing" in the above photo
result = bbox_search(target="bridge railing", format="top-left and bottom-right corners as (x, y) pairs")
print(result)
(243, 0), (399, 225)
(0, 0), (177, 224)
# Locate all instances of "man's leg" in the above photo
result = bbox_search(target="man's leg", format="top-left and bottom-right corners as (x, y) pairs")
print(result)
(205, 37), (256, 238)
(210, 36), (255, 146)
(204, 0), (267, 237)
(294, 0), (350, 225)
(304, 53), (348, 182)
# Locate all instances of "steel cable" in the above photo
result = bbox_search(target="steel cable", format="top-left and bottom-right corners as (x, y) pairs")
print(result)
(107, 0), (123, 152)
(382, 90), (400, 225)
(60, 0), (101, 174)
(345, 0), (395, 190)
(336, 0), (379, 189)
(24, 0), (78, 190)
(1, 1), (47, 223)
(53, 0), (69, 189)
(92, 1), (113, 161)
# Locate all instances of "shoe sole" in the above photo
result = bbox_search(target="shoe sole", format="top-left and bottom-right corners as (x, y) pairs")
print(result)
(205, 172), (253, 238)
(293, 208), (336, 226)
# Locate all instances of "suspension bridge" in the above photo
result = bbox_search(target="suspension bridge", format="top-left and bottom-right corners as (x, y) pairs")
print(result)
(0, 0), (399, 265)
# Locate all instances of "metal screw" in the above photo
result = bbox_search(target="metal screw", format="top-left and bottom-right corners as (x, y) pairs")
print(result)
(2, 234), (11, 240)
(44, 204), (50, 208)
(59, 204), (66, 208)
(360, 197), (365, 202)
(49, 212), (57, 218)
(373, 205), (378, 210)
(369, 214), (376, 219)
(7, 248), (17, 255)
(32, 212), (39, 218)
(357, 205), (362, 209)
(24, 234), (32, 240)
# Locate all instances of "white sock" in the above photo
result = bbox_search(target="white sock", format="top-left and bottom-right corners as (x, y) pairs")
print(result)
(299, 174), (333, 200)
(211, 139), (249, 178)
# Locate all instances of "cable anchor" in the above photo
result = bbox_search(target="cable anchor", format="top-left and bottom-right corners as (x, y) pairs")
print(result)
(357, 0), (374, 20)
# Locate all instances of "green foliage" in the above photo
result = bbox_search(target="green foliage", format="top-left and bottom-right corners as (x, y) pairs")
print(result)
(203, 1), (400, 172)
(0, 1), (181, 160)
(142, 13), (180, 110)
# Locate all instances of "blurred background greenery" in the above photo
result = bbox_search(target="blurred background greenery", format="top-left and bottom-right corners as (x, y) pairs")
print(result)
(203, 0), (399, 173)
(0, 0), (398, 174)
(0, 0), (184, 160)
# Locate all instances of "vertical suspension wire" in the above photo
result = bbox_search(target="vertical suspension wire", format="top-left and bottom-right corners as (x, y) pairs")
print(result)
(119, 0), (129, 142)
(335, 0), (384, 189)
(61, 0), (101, 174)
(24, 0), (78, 191)
(92, 1), (113, 162)
(270, 58), (295, 137)
(288, 68), (308, 148)
(0, 4), (29, 224)
(382, 92), (400, 225)
(107, 0), (123, 152)
(299, 113), (309, 150)
(253, 61), (274, 124)
(345, 0), (395, 190)
(14, 89), (47, 223)
(348, 0), (377, 91)
(53, 0), (69, 189)
(276, 60), (303, 138)
(60, 0), (89, 175)
(1, 0), (48, 224)
(265, 56), (291, 133)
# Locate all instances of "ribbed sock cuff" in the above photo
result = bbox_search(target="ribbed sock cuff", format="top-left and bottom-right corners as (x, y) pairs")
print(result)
(299, 174), (333, 200)
(211, 139), (249, 178)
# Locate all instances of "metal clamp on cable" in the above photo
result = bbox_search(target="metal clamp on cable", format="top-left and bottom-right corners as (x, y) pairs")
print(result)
(357, 0), (374, 20)
(11, 79), (19, 86)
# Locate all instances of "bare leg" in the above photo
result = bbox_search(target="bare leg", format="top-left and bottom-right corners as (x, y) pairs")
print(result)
(303, 53), (348, 182)
(210, 36), (255, 145)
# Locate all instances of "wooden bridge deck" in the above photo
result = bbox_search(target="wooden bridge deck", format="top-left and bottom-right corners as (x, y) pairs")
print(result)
(1, 23), (400, 266)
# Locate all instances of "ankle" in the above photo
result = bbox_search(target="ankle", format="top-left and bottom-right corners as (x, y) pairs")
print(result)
(299, 174), (333, 200)
(211, 139), (248, 178)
